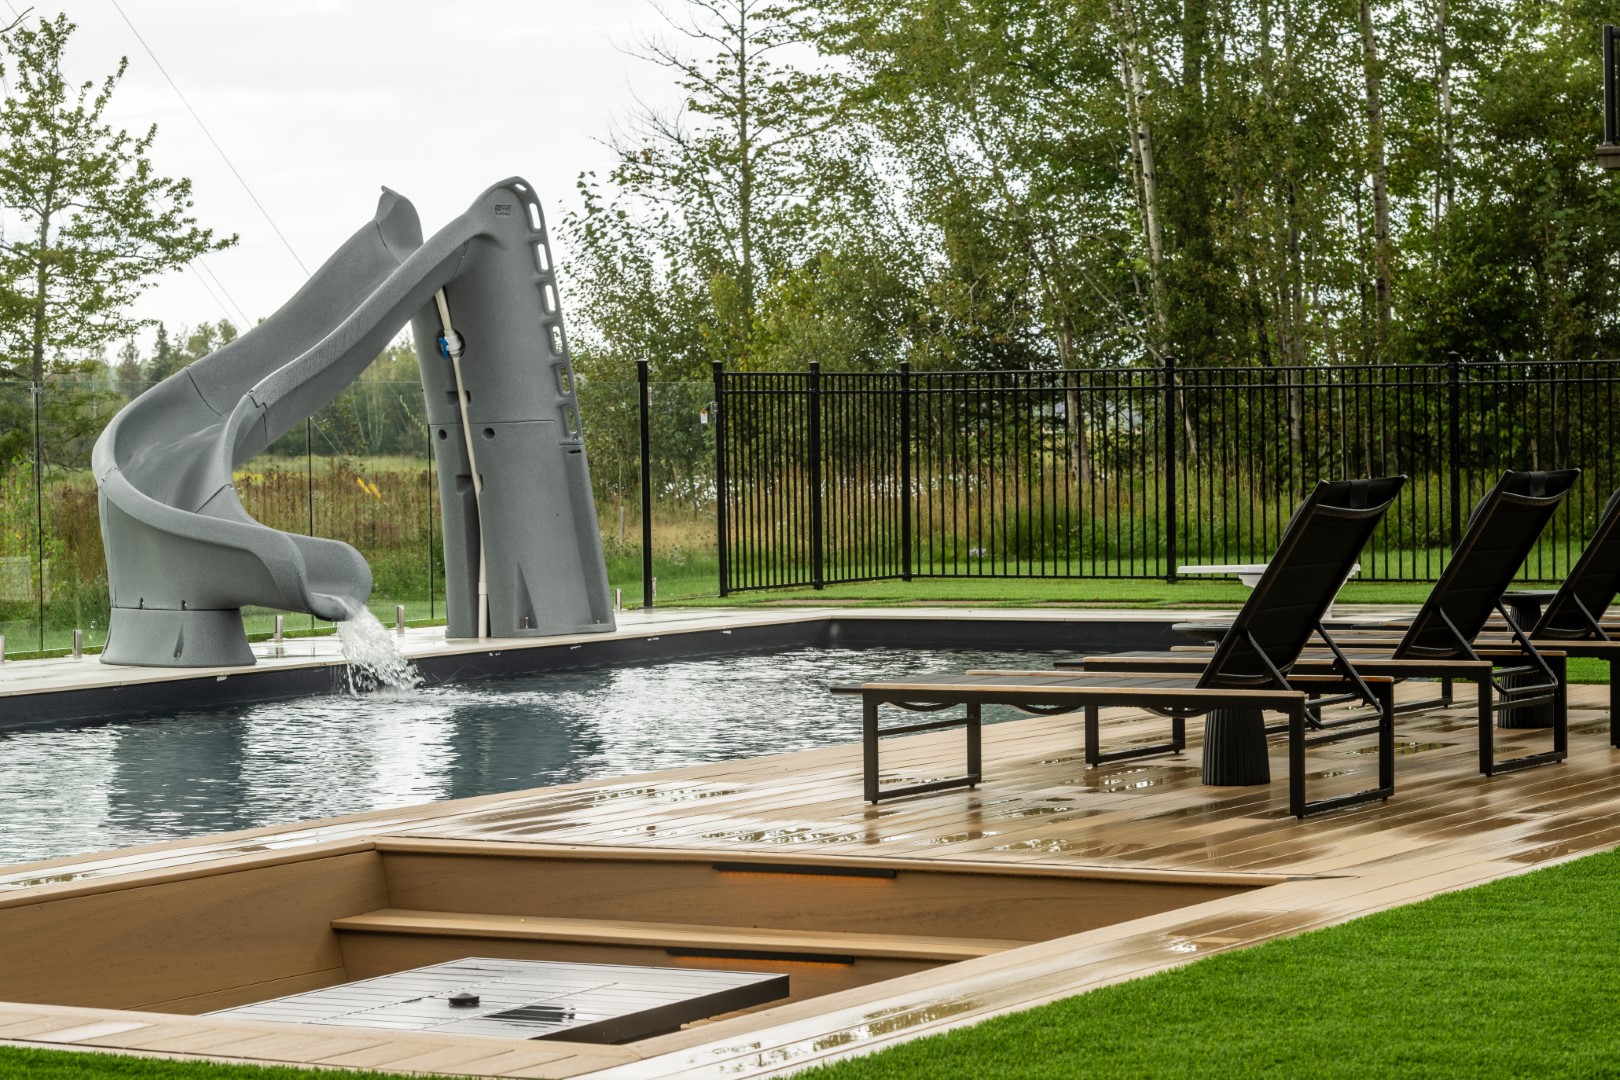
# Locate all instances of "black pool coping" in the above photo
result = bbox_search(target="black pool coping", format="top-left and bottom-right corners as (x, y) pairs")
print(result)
(0, 613), (1190, 734)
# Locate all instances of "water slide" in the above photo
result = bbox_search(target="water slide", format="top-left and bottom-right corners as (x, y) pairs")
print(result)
(92, 178), (615, 667)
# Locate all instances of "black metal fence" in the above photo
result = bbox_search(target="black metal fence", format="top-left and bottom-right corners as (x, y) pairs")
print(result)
(713, 357), (1620, 592)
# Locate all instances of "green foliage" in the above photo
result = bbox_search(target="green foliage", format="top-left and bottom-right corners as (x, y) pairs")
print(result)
(563, 0), (1620, 376)
(563, 0), (924, 385)
(0, 14), (233, 387)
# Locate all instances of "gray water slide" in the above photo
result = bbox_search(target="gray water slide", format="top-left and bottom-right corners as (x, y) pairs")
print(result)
(92, 178), (615, 667)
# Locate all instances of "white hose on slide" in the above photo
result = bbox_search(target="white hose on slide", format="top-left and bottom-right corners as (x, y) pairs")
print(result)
(435, 288), (489, 639)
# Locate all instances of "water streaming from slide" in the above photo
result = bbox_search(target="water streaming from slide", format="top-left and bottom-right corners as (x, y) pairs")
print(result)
(334, 600), (422, 693)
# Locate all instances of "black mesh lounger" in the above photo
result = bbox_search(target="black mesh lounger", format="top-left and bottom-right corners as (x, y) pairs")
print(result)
(1082, 470), (1580, 776)
(834, 477), (1407, 819)
(1431, 485), (1620, 747)
(1518, 486), (1620, 640)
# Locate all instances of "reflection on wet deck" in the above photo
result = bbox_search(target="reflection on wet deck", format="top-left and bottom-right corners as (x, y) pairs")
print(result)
(1, 682), (1617, 1078)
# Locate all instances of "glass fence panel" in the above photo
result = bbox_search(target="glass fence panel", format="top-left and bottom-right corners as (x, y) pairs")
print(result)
(578, 377), (718, 607)
(646, 380), (717, 603)
(237, 417), (321, 638)
(39, 378), (114, 651)
(307, 380), (438, 628)
(578, 376), (640, 606)
(0, 380), (42, 655)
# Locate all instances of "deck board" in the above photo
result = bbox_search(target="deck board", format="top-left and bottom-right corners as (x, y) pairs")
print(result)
(0, 683), (1616, 1076)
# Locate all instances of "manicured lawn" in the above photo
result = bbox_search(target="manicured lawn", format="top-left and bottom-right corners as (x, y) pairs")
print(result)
(801, 847), (1620, 1079)
(660, 575), (1440, 608)
(0, 1049), (425, 1078)
(1568, 656), (1609, 684)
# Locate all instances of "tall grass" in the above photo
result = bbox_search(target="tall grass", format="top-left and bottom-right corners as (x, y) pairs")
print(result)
(0, 456), (721, 652)
(0, 459), (1597, 655)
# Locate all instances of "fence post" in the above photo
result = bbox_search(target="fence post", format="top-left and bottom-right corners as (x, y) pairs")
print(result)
(712, 360), (729, 597)
(31, 382), (44, 651)
(637, 359), (654, 609)
(809, 360), (825, 590)
(1163, 353), (1178, 583)
(1447, 351), (1463, 549)
(427, 424), (436, 623)
(899, 360), (912, 581)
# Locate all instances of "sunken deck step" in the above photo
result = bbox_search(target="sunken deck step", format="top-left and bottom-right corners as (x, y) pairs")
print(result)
(332, 909), (1024, 963)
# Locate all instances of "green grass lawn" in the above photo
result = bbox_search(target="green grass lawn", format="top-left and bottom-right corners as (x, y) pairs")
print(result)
(658, 574), (1440, 608)
(10, 846), (1620, 1079)
(0, 1051), (431, 1079)
(800, 846), (1620, 1079)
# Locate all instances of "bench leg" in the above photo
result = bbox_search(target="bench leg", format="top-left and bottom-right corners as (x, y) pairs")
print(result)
(1086, 704), (1186, 767)
(863, 697), (880, 803)
(1611, 664), (1619, 749)
(966, 703), (982, 786)
(1377, 680), (1396, 799)
(1293, 685), (1396, 818)
(1289, 702), (1306, 818)
(1482, 658), (1568, 776)
(1555, 654), (1569, 759)
(864, 698), (984, 803)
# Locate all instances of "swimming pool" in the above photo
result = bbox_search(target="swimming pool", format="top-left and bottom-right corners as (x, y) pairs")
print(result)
(0, 646), (1060, 866)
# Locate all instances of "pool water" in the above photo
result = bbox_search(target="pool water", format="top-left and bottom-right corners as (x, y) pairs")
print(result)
(0, 646), (1061, 866)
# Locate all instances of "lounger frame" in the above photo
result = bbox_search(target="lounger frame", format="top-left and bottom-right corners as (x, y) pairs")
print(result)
(846, 675), (1395, 818)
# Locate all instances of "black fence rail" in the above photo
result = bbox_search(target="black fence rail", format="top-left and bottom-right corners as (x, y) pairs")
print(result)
(713, 358), (1620, 592)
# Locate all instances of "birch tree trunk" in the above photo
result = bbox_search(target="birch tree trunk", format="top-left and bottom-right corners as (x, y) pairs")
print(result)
(1435, 0), (1455, 240)
(1111, 0), (1169, 347)
(1059, 321), (1092, 486)
(1358, 0), (1393, 346)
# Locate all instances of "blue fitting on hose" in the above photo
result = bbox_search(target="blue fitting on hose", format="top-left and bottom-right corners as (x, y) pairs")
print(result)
(437, 330), (464, 360)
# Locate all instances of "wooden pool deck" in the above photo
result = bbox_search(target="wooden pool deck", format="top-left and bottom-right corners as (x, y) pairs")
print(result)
(2, 676), (1617, 1077)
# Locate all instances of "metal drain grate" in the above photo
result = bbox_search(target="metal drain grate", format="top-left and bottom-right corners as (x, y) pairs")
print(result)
(210, 957), (788, 1043)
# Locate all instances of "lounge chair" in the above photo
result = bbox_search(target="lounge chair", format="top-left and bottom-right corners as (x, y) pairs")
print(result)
(1408, 484), (1620, 747)
(834, 477), (1407, 819)
(1346, 486), (1620, 643)
(1519, 487), (1620, 640)
(1081, 469), (1579, 776)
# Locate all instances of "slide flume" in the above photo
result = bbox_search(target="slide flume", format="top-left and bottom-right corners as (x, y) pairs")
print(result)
(92, 178), (614, 667)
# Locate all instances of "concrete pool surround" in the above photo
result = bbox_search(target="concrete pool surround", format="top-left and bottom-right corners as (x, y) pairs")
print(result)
(0, 607), (1238, 732)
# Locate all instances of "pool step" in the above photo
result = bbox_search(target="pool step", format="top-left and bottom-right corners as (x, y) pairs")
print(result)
(332, 908), (1022, 963)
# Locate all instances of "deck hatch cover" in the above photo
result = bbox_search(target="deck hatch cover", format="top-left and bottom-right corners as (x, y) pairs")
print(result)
(208, 957), (787, 1043)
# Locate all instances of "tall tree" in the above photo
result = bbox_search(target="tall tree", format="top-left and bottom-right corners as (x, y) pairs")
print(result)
(1357, 0), (1393, 344)
(815, 0), (1152, 369)
(606, 0), (838, 367)
(0, 14), (233, 391)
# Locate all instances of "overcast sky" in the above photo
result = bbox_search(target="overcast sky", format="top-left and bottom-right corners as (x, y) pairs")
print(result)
(27, 0), (684, 349)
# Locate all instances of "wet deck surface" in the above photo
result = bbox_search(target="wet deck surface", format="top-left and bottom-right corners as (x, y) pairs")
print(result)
(1, 676), (1616, 1077)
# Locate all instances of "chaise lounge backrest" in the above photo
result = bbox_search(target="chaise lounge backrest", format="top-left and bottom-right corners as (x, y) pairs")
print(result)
(1532, 486), (1620, 640)
(1394, 469), (1580, 659)
(1199, 476), (1407, 690)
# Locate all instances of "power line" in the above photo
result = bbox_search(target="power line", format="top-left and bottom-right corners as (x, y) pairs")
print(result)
(106, 0), (312, 278)
(186, 261), (238, 327)
(194, 255), (251, 327)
